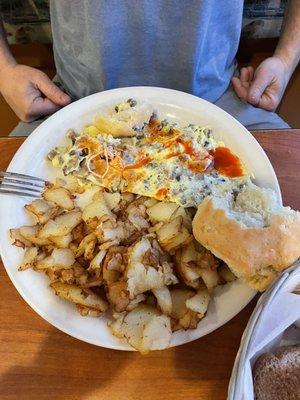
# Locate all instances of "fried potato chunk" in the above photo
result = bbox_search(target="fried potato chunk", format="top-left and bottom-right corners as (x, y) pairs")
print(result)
(19, 225), (51, 246)
(25, 199), (59, 224)
(10, 228), (33, 248)
(146, 202), (179, 223)
(126, 238), (178, 297)
(185, 288), (210, 317)
(82, 192), (114, 228)
(153, 286), (172, 315)
(156, 216), (192, 252)
(39, 210), (82, 238)
(110, 304), (171, 353)
(170, 287), (201, 330)
(43, 187), (74, 210)
(19, 247), (39, 271)
(51, 282), (108, 313)
(36, 248), (75, 270)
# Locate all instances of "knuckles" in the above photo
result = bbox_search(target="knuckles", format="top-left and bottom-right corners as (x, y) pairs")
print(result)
(19, 105), (34, 122)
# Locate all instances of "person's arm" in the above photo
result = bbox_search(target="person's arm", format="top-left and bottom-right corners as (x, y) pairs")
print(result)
(232, 0), (300, 112)
(0, 20), (70, 122)
(0, 20), (17, 70)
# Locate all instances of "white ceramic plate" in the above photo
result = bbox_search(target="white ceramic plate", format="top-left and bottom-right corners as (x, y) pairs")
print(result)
(0, 87), (281, 350)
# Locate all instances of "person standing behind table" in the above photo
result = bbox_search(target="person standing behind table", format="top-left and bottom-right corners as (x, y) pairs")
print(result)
(0, 0), (300, 137)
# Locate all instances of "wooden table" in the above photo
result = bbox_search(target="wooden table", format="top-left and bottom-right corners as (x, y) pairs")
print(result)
(0, 131), (299, 400)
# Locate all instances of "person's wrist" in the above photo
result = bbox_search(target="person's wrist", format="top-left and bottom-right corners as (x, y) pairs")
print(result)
(273, 49), (297, 78)
(0, 59), (18, 90)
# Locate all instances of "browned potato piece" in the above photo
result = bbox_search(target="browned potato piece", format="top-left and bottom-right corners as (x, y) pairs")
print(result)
(95, 219), (126, 244)
(172, 207), (192, 232)
(185, 288), (210, 316)
(156, 216), (181, 243)
(89, 249), (107, 270)
(175, 243), (201, 288)
(118, 192), (135, 210)
(39, 210), (82, 238)
(143, 198), (158, 208)
(76, 305), (103, 317)
(19, 247), (38, 271)
(177, 309), (200, 330)
(126, 238), (178, 297)
(84, 238), (97, 260)
(126, 294), (146, 311)
(181, 242), (198, 264)
(61, 175), (85, 194)
(127, 205), (150, 230)
(140, 314), (172, 354)
(197, 250), (219, 270)
(19, 225), (51, 246)
(199, 269), (219, 292)
(156, 216), (192, 252)
(170, 287), (200, 330)
(49, 233), (72, 248)
(10, 228), (32, 248)
(36, 248), (75, 270)
(170, 287), (195, 320)
(25, 199), (59, 224)
(72, 222), (86, 244)
(103, 192), (121, 210)
(146, 202), (179, 223)
(219, 264), (236, 283)
(43, 187), (74, 210)
(153, 286), (172, 315)
(164, 229), (192, 252)
(176, 263), (199, 288)
(110, 304), (171, 353)
(107, 281), (130, 312)
(82, 193), (114, 228)
(103, 262), (121, 285)
(53, 177), (66, 188)
(52, 264), (90, 286)
(51, 281), (108, 312)
(75, 233), (97, 257)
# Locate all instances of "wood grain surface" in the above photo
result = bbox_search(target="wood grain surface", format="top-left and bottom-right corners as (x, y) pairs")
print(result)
(0, 131), (299, 400)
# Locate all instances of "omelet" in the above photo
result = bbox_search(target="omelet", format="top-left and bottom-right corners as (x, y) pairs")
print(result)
(48, 99), (250, 207)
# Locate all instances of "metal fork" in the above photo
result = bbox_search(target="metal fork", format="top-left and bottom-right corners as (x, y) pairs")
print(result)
(0, 171), (45, 198)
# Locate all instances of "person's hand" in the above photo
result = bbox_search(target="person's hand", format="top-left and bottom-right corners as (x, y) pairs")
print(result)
(0, 64), (71, 122)
(231, 56), (291, 112)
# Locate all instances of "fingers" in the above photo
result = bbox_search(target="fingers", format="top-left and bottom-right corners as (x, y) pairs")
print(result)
(247, 66), (254, 81)
(240, 67), (250, 84)
(30, 96), (62, 119)
(257, 93), (277, 112)
(247, 69), (272, 106)
(232, 66), (254, 100)
(35, 73), (71, 106)
(231, 76), (248, 100)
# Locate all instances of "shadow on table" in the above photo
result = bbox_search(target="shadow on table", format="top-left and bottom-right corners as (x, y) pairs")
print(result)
(173, 302), (255, 400)
(0, 326), (130, 400)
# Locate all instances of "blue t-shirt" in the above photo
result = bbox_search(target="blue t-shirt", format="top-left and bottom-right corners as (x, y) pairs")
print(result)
(50, 0), (243, 102)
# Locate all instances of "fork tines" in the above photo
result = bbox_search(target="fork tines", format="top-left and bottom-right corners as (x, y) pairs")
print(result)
(0, 171), (45, 198)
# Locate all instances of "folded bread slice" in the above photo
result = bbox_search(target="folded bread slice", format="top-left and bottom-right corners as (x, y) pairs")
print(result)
(192, 184), (300, 291)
